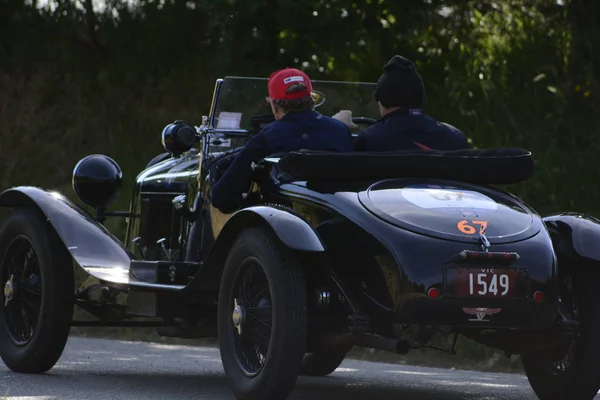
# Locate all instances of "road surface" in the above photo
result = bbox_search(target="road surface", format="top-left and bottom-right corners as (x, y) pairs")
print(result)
(0, 336), (582, 399)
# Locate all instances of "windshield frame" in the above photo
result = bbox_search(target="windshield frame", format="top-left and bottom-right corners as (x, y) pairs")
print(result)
(207, 75), (379, 134)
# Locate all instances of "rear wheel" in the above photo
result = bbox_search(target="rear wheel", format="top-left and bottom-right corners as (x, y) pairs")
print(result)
(217, 227), (307, 400)
(522, 269), (600, 399)
(0, 208), (74, 373)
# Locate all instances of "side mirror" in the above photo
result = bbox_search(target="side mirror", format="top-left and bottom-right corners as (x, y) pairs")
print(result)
(72, 154), (123, 210)
(162, 120), (198, 156)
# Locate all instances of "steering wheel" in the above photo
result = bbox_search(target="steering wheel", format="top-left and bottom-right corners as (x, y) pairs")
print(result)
(352, 117), (378, 127)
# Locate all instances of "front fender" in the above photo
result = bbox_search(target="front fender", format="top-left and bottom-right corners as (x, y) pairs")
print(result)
(0, 186), (134, 284)
(543, 212), (600, 267)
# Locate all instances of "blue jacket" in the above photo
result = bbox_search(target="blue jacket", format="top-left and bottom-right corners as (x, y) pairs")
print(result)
(354, 108), (468, 151)
(211, 110), (353, 213)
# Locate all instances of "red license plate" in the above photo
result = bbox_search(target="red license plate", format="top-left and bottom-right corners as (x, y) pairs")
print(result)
(444, 267), (528, 298)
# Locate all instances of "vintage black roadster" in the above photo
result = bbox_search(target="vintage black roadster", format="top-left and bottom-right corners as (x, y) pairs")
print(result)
(1, 76), (599, 400)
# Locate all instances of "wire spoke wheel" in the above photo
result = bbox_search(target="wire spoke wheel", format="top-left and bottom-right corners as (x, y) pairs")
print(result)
(547, 274), (578, 376)
(1, 236), (42, 346)
(230, 258), (273, 376)
(0, 208), (74, 374)
(218, 227), (307, 400)
(522, 270), (600, 399)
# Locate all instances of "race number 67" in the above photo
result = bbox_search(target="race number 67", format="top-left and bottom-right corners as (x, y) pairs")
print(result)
(458, 220), (488, 235)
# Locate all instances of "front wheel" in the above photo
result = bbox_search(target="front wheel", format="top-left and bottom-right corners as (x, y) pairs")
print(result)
(0, 208), (74, 373)
(217, 227), (307, 400)
(522, 269), (600, 399)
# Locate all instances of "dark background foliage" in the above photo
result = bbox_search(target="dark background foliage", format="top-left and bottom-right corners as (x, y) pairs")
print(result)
(1, 0), (599, 369)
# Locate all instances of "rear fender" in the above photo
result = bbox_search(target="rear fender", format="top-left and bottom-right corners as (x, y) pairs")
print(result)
(543, 213), (600, 269)
(0, 186), (134, 284)
(216, 205), (325, 252)
(184, 205), (324, 294)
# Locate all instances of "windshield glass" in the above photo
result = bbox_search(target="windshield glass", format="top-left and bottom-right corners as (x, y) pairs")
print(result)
(210, 76), (379, 133)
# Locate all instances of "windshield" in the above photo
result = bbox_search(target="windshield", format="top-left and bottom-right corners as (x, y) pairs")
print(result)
(210, 76), (379, 133)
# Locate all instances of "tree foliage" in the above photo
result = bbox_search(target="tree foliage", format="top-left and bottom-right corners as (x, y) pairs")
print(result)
(0, 0), (598, 213)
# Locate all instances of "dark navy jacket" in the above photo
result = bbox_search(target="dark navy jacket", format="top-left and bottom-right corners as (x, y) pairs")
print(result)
(211, 110), (353, 213)
(354, 108), (468, 151)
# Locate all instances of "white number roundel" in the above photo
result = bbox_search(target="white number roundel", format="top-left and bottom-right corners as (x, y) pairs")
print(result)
(401, 185), (498, 211)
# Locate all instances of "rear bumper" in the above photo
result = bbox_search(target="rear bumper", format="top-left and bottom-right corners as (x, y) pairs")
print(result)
(395, 296), (559, 330)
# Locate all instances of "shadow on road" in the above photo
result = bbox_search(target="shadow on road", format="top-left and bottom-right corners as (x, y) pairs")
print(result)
(0, 368), (514, 400)
(0, 338), (533, 400)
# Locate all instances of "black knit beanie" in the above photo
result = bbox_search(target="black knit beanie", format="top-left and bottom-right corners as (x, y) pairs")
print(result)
(373, 55), (426, 109)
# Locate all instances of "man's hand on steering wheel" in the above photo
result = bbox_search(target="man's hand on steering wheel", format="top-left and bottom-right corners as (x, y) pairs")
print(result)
(331, 109), (377, 130)
(351, 117), (378, 126)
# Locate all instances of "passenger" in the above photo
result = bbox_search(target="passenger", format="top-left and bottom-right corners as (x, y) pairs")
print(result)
(211, 68), (354, 213)
(334, 55), (468, 152)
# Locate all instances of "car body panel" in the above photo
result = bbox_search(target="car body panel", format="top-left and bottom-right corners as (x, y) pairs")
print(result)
(543, 213), (600, 265)
(358, 179), (539, 244)
(121, 147), (560, 331)
(0, 186), (134, 284)
(215, 206), (325, 252)
(267, 177), (558, 329)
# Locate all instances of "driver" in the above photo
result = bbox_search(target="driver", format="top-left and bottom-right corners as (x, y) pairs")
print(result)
(336, 55), (468, 152)
(211, 67), (353, 213)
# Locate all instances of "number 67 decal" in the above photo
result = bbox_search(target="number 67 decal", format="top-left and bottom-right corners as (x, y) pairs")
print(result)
(457, 220), (488, 235)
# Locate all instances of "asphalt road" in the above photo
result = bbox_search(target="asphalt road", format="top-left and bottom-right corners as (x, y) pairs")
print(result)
(0, 336), (590, 400)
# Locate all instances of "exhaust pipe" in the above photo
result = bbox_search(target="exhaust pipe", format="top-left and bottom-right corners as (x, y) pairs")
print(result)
(354, 334), (411, 355)
(308, 332), (411, 355)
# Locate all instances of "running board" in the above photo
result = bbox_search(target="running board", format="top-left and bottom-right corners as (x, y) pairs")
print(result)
(71, 320), (162, 327)
(127, 280), (186, 291)
(126, 260), (201, 316)
(125, 285), (185, 317)
(129, 260), (202, 287)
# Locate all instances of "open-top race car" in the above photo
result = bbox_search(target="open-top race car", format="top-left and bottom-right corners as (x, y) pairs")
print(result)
(1, 76), (599, 400)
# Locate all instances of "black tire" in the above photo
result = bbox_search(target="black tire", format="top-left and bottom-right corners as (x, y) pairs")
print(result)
(301, 350), (347, 377)
(0, 208), (74, 373)
(217, 227), (307, 400)
(522, 269), (600, 399)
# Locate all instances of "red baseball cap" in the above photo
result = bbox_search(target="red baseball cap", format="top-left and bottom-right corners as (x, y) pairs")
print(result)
(267, 68), (312, 100)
